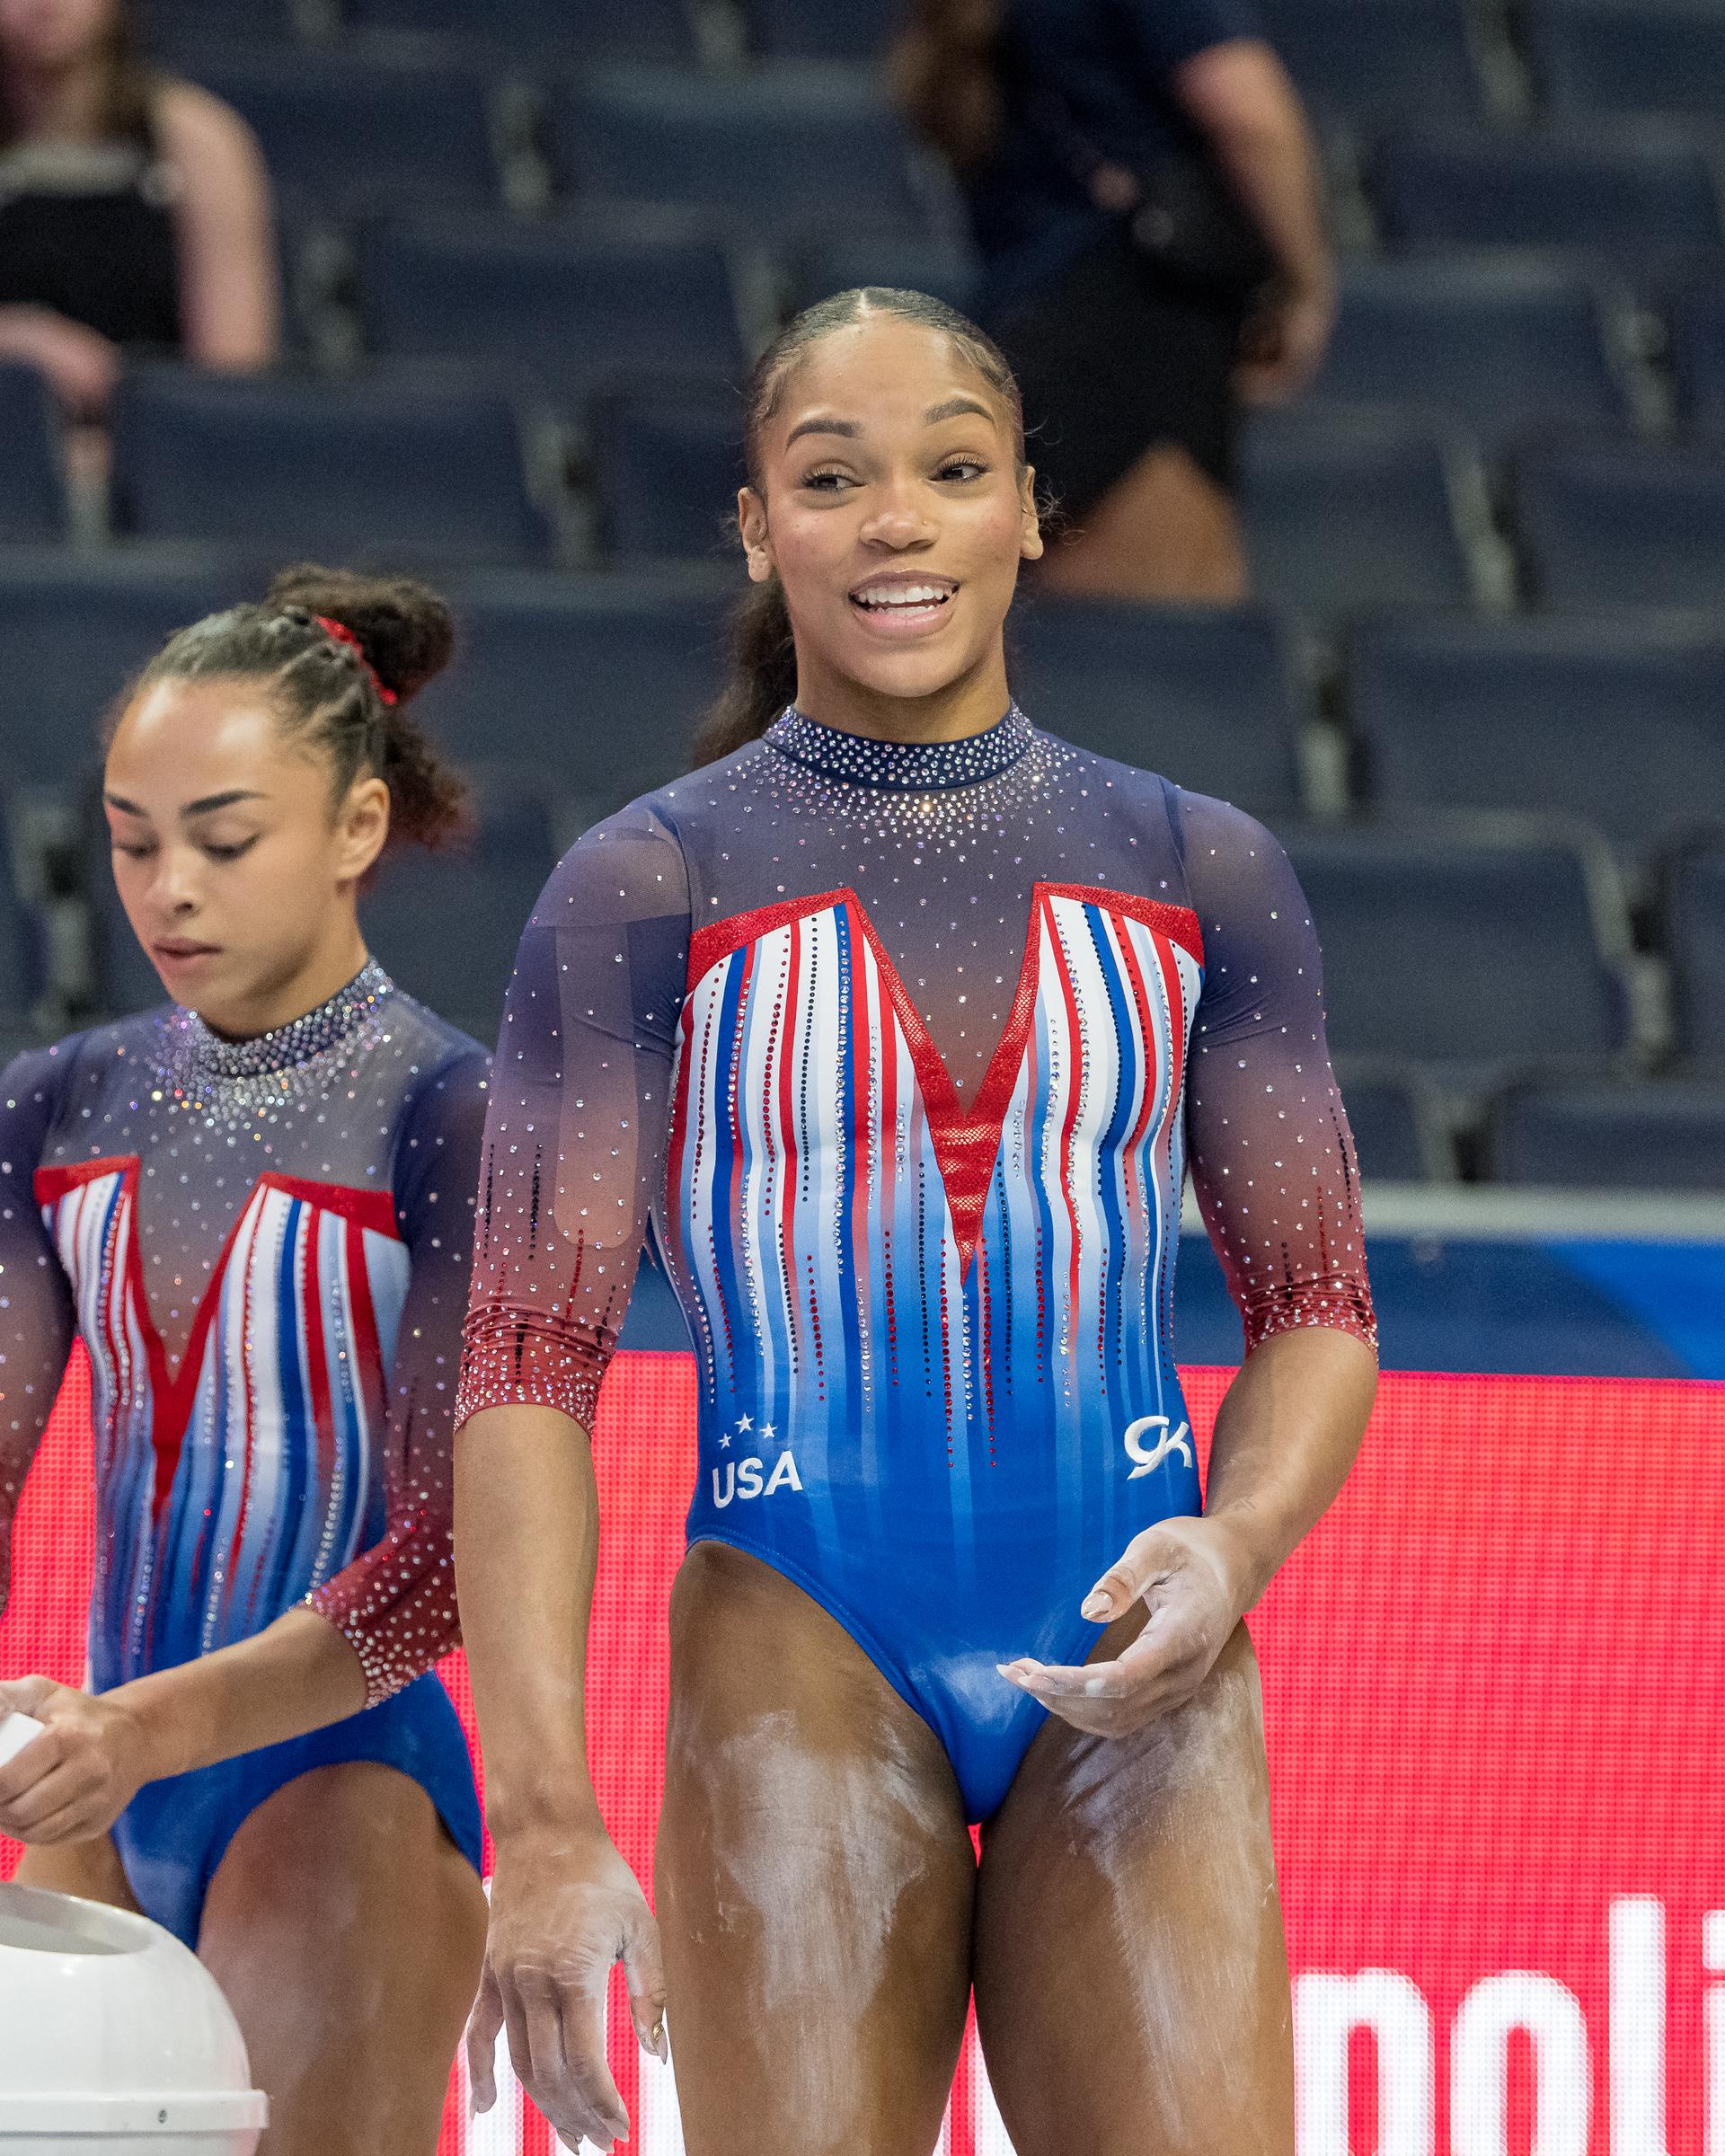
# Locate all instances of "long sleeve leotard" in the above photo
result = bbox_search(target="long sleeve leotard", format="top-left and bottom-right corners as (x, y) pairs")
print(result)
(456, 708), (1375, 1818)
(0, 962), (487, 1704)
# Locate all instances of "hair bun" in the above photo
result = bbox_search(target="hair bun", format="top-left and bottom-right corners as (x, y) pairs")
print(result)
(265, 564), (455, 706)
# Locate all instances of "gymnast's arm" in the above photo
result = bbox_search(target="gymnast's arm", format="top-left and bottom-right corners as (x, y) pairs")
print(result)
(0, 1049), (80, 1625)
(0, 1052), (491, 1840)
(453, 808), (688, 2151)
(1003, 795), (1376, 1734)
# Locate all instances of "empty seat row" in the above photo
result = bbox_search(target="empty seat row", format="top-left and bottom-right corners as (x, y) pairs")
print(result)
(6, 543), (1716, 1074)
(1337, 1067), (1725, 1188)
(144, 0), (885, 63)
(2, 543), (1721, 882)
(146, 0), (714, 64)
(164, 49), (949, 236)
(1370, 126), (1725, 259)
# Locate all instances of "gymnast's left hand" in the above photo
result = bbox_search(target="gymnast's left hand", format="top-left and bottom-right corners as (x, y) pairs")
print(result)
(0, 1675), (147, 1843)
(997, 1515), (1248, 1737)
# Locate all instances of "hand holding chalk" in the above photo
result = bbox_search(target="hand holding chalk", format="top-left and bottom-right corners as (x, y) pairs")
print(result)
(0, 1710), (44, 1768)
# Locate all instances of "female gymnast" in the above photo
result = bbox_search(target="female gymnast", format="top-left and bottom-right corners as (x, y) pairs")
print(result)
(455, 288), (1378, 2155)
(0, 569), (488, 2155)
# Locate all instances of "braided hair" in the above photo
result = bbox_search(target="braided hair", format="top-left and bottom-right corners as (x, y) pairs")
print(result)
(119, 565), (467, 849)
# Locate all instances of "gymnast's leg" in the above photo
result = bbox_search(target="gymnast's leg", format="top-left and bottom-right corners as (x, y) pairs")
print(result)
(655, 1542), (977, 2156)
(972, 1620), (1294, 2156)
(197, 1762), (488, 2156)
(13, 1831), (143, 1913)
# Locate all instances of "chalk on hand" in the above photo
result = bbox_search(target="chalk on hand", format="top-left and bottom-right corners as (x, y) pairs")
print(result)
(0, 1711), (44, 1768)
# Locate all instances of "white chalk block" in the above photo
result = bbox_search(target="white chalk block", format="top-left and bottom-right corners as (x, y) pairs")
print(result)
(0, 1712), (43, 1768)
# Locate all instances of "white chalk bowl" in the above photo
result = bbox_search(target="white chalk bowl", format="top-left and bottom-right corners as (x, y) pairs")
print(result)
(0, 1883), (266, 2153)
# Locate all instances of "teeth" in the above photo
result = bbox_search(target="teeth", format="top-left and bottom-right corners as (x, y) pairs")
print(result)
(854, 584), (951, 609)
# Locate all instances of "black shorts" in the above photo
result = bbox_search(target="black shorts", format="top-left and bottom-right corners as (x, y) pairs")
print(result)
(983, 226), (1248, 521)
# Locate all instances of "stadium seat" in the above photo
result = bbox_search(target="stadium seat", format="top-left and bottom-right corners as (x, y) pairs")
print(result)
(1668, 279), (1725, 437)
(793, 231), (981, 315)
(1349, 613), (1725, 867)
(1008, 600), (1306, 814)
(1256, 0), (1485, 128)
(359, 775), (562, 1046)
(588, 387), (745, 560)
(173, 47), (499, 214)
(1240, 407), (1485, 616)
(1491, 1078), (1725, 1188)
(743, 0), (896, 60)
(0, 364), (64, 544)
(1336, 1067), (1454, 1180)
(1668, 838), (1725, 1060)
(553, 66), (942, 239)
(1282, 821), (1632, 1068)
(1309, 253), (1636, 453)
(0, 816), (44, 1028)
(1515, 438), (1725, 607)
(363, 218), (748, 399)
(1532, 0), (1725, 124)
(1371, 128), (1725, 257)
(417, 568), (733, 826)
(111, 369), (553, 564)
(346, 0), (701, 60)
(137, 0), (293, 47)
(0, 551), (262, 790)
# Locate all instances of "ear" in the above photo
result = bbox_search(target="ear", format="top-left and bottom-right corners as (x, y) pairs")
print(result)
(1019, 466), (1045, 562)
(739, 487), (775, 584)
(334, 774), (391, 885)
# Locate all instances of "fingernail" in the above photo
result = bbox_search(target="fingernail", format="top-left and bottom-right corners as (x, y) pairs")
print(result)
(654, 2022), (668, 2063)
(1082, 1590), (1112, 1621)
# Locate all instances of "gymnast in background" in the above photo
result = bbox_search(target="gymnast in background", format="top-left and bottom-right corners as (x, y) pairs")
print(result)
(0, 570), (486, 2156)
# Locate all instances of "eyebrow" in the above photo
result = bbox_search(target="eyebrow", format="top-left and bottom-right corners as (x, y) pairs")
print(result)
(924, 395), (995, 427)
(783, 414), (861, 448)
(783, 395), (997, 451)
(104, 789), (266, 818)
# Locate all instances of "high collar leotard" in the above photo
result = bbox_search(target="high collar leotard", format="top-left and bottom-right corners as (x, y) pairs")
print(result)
(457, 709), (1376, 1819)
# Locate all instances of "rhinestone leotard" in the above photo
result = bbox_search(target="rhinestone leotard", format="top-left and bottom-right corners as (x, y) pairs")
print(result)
(0, 962), (488, 1703)
(456, 708), (1376, 1819)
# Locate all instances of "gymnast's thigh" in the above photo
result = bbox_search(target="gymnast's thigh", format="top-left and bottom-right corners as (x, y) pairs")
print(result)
(972, 1621), (1295, 2156)
(656, 1541), (977, 2156)
(197, 1761), (487, 2156)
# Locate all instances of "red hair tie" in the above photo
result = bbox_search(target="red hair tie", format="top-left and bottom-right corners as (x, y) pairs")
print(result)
(314, 614), (398, 706)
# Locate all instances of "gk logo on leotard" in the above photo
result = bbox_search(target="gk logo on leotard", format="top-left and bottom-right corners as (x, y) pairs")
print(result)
(1122, 1416), (1193, 1480)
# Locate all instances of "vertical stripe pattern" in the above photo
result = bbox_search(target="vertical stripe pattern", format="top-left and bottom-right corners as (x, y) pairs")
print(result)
(665, 883), (1205, 1672)
(37, 1162), (409, 1690)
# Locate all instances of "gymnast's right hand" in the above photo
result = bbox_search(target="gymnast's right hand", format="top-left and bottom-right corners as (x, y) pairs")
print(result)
(468, 1816), (668, 2152)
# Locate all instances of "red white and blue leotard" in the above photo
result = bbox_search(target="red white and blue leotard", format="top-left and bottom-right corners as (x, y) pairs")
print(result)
(0, 963), (485, 1939)
(457, 707), (1376, 1820)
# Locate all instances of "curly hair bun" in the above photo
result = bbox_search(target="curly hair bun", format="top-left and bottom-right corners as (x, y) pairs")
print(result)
(265, 564), (456, 708)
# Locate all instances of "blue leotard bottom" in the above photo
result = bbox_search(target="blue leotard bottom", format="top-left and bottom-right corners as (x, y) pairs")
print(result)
(692, 1532), (1099, 1824)
(111, 1672), (482, 1948)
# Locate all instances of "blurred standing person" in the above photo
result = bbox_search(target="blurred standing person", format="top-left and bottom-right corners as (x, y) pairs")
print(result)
(895, 0), (1334, 599)
(0, 0), (278, 423)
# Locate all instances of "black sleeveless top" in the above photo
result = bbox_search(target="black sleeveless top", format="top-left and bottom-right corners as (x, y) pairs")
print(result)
(0, 119), (181, 349)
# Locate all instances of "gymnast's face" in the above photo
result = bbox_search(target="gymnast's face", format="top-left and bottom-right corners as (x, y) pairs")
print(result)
(103, 676), (390, 1037)
(739, 314), (1041, 724)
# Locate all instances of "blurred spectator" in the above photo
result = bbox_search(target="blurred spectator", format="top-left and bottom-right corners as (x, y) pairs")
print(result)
(0, 0), (278, 420)
(895, 0), (1333, 601)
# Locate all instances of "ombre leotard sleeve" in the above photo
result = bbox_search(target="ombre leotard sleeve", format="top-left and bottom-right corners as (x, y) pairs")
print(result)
(306, 1047), (489, 1702)
(0, 1047), (78, 1613)
(1174, 790), (1378, 1357)
(455, 805), (691, 1436)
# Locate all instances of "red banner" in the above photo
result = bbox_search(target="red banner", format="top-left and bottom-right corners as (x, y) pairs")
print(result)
(4, 1353), (1721, 2155)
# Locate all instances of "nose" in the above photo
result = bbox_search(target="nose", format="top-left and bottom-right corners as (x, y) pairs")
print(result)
(151, 846), (200, 919)
(857, 472), (936, 552)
